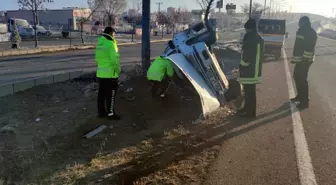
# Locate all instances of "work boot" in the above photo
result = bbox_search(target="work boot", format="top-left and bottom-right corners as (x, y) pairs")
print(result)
(238, 112), (256, 119)
(296, 102), (309, 110)
(237, 107), (246, 114)
(108, 113), (121, 120)
(98, 112), (108, 118)
(290, 96), (300, 102)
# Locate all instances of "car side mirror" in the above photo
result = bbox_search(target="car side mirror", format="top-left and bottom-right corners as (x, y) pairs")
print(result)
(285, 32), (289, 38)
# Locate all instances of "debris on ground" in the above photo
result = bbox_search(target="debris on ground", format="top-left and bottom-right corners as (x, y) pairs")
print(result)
(84, 125), (108, 139)
(0, 49), (241, 185)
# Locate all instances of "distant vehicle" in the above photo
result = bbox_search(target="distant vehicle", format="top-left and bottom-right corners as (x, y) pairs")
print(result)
(33, 25), (52, 36)
(8, 18), (34, 38)
(240, 19), (288, 60)
(258, 19), (288, 60)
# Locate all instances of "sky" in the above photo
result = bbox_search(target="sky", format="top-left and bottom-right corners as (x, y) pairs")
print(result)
(1, 0), (336, 17)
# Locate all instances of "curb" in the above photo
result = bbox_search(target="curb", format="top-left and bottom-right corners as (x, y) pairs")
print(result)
(0, 63), (144, 98)
(0, 39), (171, 57)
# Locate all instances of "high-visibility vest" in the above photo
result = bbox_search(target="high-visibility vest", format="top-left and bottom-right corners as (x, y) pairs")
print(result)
(147, 56), (174, 82)
(95, 33), (120, 78)
(292, 26), (317, 63)
(238, 31), (264, 84)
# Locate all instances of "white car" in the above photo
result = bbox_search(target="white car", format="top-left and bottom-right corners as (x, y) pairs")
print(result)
(34, 25), (52, 36)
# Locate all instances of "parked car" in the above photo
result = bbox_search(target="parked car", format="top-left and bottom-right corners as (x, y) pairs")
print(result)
(34, 25), (52, 36)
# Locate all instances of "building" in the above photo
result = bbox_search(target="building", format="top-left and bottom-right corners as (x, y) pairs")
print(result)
(128, 9), (137, 17)
(5, 7), (92, 30)
(167, 7), (177, 16)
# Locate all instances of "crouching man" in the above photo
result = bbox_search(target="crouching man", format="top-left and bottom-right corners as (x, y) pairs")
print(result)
(147, 55), (174, 98)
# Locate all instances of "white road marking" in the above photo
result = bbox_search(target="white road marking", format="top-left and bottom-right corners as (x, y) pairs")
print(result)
(283, 50), (318, 185)
(319, 35), (336, 42)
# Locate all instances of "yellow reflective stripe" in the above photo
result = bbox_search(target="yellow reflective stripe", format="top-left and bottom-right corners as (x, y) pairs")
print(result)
(292, 55), (302, 62)
(240, 60), (250, 66)
(97, 67), (112, 72)
(303, 54), (313, 58)
(296, 35), (304, 39)
(303, 51), (313, 55)
(238, 77), (262, 84)
(255, 43), (261, 79)
(292, 59), (302, 62)
(303, 51), (314, 59)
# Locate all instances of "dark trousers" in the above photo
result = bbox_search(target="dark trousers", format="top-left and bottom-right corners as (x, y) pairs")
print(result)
(97, 78), (119, 115)
(150, 78), (169, 97)
(293, 62), (312, 104)
(243, 84), (256, 116)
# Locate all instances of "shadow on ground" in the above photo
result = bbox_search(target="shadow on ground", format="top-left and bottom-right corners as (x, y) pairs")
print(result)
(0, 74), (292, 185)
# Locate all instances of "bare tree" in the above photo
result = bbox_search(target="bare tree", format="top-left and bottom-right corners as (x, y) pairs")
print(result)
(156, 11), (168, 38)
(17, 0), (53, 48)
(128, 0), (142, 25)
(180, 10), (192, 25)
(76, 0), (102, 44)
(196, 0), (213, 10)
(98, 0), (127, 26)
(241, 3), (265, 21)
(133, 0), (142, 15)
(195, 0), (215, 22)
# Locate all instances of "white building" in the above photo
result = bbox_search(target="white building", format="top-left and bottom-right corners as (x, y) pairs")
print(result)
(167, 7), (177, 16)
(5, 8), (92, 30)
(128, 9), (137, 17)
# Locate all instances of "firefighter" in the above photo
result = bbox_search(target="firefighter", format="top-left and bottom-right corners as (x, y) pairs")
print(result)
(147, 55), (174, 98)
(290, 16), (317, 109)
(237, 19), (264, 118)
(95, 27), (121, 120)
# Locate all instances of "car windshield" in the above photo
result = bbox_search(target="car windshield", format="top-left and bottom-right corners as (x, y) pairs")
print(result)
(26, 28), (33, 32)
(36, 25), (46, 30)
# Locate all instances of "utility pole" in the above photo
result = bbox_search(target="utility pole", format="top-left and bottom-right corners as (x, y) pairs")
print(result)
(156, 2), (164, 38)
(269, 0), (273, 18)
(249, 0), (253, 18)
(264, 0), (267, 15)
(156, 2), (163, 12)
(141, 0), (151, 73)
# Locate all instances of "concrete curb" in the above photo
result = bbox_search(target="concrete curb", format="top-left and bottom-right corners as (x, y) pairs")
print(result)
(0, 39), (171, 57)
(0, 63), (144, 98)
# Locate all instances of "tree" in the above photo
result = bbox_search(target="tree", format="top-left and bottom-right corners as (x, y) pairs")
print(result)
(241, 3), (265, 21)
(195, 0), (215, 22)
(98, 0), (127, 26)
(17, 0), (53, 48)
(77, 0), (102, 43)
(180, 10), (192, 25)
(10, 21), (21, 49)
(196, 0), (214, 10)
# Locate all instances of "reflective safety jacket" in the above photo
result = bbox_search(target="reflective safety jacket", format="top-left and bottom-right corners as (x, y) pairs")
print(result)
(291, 26), (317, 63)
(239, 31), (264, 84)
(147, 56), (174, 82)
(95, 33), (120, 78)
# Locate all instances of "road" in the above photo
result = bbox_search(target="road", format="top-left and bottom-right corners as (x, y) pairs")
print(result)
(0, 42), (167, 85)
(206, 22), (336, 185)
(4, 22), (336, 184)
(0, 34), (171, 51)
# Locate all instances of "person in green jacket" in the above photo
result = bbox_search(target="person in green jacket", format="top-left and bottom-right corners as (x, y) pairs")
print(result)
(95, 27), (121, 120)
(147, 55), (175, 98)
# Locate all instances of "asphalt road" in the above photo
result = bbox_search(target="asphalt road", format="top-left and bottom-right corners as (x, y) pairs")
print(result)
(0, 34), (173, 51)
(0, 42), (167, 85)
(206, 22), (336, 185)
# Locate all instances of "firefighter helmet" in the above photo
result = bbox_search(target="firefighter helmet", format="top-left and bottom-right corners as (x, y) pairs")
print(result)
(299, 16), (311, 27)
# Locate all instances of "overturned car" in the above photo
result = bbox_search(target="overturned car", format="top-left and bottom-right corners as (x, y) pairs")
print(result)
(160, 20), (241, 115)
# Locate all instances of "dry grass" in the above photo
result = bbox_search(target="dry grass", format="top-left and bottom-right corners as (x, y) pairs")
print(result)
(47, 107), (233, 185)
(0, 73), (239, 185)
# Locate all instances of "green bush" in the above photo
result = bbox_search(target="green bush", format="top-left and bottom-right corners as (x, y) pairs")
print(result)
(10, 23), (21, 46)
